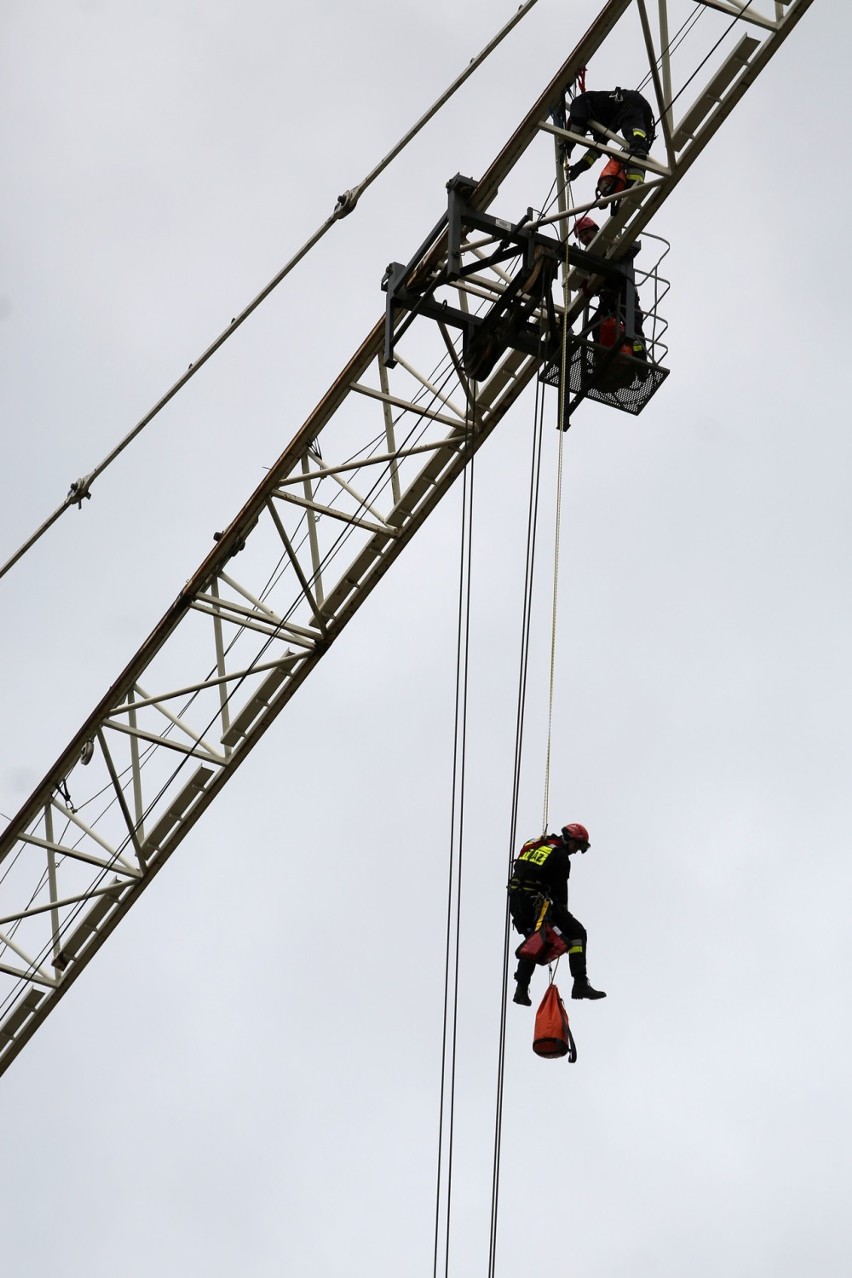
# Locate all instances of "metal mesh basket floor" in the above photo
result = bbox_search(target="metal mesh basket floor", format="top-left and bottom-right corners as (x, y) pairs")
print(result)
(541, 342), (669, 416)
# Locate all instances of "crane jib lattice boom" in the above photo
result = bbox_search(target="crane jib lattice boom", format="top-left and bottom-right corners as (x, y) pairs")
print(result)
(0, 0), (815, 1076)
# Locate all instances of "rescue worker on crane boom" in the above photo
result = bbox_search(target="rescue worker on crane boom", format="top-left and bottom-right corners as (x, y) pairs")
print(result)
(573, 216), (648, 363)
(560, 87), (655, 187)
(508, 822), (606, 1006)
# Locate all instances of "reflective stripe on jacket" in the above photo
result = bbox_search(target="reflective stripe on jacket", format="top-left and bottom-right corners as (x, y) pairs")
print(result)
(517, 837), (559, 868)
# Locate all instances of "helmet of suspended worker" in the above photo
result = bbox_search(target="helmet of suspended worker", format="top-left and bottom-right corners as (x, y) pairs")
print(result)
(562, 822), (590, 851)
(573, 216), (599, 245)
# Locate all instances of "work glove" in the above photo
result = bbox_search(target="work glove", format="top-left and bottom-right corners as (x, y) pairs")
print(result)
(567, 158), (593, 183)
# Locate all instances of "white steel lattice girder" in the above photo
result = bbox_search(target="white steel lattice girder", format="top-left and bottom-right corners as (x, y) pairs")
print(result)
(0, 0), (815, 1075)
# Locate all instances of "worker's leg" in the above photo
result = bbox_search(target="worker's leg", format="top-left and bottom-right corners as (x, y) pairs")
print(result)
(509, 894), (536, 1006)
(618, 99), (652, 185)
(622, 142), (647, 186)
(551, 907), (606, 1000)
(513, 954), (536, 1005)
(628, 292), (648, 360)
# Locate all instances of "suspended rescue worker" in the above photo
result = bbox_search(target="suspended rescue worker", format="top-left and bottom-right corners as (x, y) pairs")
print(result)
(508, 822), (606, 1006)
(561, 87), (655, 187)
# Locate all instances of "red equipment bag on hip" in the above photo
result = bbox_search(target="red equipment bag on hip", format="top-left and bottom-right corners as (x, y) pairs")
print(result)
(515, 923), (569, 966)
(533, 983), (577, 1061)
(595, 315), (636, 392)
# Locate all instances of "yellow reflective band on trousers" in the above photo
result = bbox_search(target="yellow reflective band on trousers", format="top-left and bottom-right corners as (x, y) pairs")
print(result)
(568, 945), (584, 954)
(518, 841), (555, 868)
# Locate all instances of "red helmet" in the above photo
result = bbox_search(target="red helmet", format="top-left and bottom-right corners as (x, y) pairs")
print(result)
(573, 216), (599, 242)
(562, 822), (590, 849)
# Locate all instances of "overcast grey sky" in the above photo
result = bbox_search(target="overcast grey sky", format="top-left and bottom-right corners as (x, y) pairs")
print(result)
(1, 2), (849, 1276)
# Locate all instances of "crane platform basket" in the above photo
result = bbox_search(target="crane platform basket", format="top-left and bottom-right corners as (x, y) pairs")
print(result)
(541, 342), (670, 418)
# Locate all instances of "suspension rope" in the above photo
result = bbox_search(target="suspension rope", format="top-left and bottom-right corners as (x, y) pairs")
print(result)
(433, 388), (477, 1278)
(0, 0), (541, 588)
(541, 421), (566, 833)
(541, 231), (572, 832)
(487, 284), (551, 1278)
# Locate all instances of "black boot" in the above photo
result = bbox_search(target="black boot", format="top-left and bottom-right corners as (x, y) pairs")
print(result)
(513, 955), (535, 1005)
(571, 977), (606, 1000)
(513, 979), (532, 1006)
(568, 941), (605, 1000)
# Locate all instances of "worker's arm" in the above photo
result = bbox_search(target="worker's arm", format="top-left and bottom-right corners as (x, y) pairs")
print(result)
(548, 847), (571, 907)
(567, 150), (596, 182)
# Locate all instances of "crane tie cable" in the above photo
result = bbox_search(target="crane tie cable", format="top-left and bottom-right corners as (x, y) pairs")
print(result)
(0, 0), (541, 587)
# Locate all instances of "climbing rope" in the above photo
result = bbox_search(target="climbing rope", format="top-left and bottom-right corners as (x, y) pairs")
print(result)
(0, 0), (541, 587)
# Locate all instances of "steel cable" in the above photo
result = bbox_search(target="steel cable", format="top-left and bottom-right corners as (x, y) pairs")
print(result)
(541, 230), (572, 832)
(433, 387), (476, 1278)
(487, 282), (550, 1278)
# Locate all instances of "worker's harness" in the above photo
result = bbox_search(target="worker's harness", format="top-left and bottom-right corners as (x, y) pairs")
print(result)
(530, 892), (550, 932)
(514, 904), (568, 965)
(508, 878), (551, 916)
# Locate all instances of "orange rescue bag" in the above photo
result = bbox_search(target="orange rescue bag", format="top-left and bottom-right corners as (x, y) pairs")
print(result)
(596, 157), (628, 199)
(532, 983), (575, 1060)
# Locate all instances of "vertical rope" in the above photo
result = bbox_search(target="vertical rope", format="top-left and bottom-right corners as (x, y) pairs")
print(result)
(487, 302), (550, 1278)
(433, 388), (476, 1278)
(542, 229), (572, 833)
(541, 427), (565, 834)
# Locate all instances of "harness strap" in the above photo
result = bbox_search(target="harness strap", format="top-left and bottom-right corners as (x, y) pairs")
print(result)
(533, 896), (550, 933)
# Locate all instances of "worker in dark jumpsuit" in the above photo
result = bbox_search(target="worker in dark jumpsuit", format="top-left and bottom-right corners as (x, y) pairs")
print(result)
(561, 88), (655, 186)
(573, 216), (648, 361)
(508, 822), (606, 1006)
